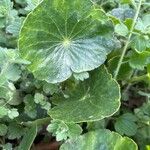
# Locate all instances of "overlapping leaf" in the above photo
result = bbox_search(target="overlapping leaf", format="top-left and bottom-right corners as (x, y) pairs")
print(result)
(49, 66), (120, 123)
(60, 129), (138, 150)
(19, 0), (119, 83)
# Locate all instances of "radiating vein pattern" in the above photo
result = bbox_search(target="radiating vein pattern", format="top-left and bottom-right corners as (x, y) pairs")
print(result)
(19, 0), (118, 83)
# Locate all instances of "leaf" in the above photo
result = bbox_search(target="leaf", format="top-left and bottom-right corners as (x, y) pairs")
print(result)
(7, 108), (19, 119)
(6, 17), (24, 37)
(115, 23), (129, 36)
(129, 51), (150, 70)
(114, 113), (138, 136)
(134, 125), (150, 150)
(7, 123), (25, 140)
(135, 14), (150, 34)
(134, 100), (150, 125)
(131, 35), (149, 52)
(49, 66), (120, 123)
(0, 106), (8, 118)
(110, 8), (135, 21)
(47, 120), (82, 141)
(24, 95), (37, 119)
(108, 56), (133, 80)
(25, 0), (42, 11)
(60, 129), (138, 150)
(19, 0), (119, 83)
(34, 93), (51, 111)
(43, 82), (58, 95)
(0, 124), (8, 136)
(18, 125), (37, 150)
(73, 72), (89, 81)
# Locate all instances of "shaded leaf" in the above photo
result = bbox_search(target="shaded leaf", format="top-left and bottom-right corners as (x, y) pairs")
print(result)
(115, 113), (138, 136)
(0, 124), (8, 136)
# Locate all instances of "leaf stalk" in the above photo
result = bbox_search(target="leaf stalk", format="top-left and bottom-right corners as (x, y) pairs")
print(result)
(114, 0), (143, 79)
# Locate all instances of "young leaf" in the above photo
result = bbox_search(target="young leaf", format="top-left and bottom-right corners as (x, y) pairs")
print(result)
(115, 23), (129, 36)
(19, 0), (119, 83)
(60, 129), (138, 150)
(0, 106), (8, 118)
(24, 95), (37, 119)
(47, 120), (82, 141)
(18, 125), (37, 150)
(7, 108), (19, 119)
(49, 66), (120, 123)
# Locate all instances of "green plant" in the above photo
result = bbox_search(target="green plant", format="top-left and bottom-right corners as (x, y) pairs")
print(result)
(0, 0), (150, 149)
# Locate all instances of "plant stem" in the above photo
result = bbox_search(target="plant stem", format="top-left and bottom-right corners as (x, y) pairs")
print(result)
(128, 74), (149, 83)
(21, 117), (51, 127)
(114, 0), (143, 79)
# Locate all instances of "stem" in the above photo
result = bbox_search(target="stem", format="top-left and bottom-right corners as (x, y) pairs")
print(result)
(114, 0), (143, 79)
(128, 74), (149, 83)
(21, 117), (51, 127)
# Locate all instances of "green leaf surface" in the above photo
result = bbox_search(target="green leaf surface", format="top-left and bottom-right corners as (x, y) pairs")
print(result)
(19, 0), (119, 83)
(7, 123), (25, 140)
(49, 66), (120, 123)
(18, 125), (37, 150)
(115, 23), (129, 36)
(0, 124), (8, 136)
(60, 129), (138, 150)
(114, 113), (138, 136)
(129, 51), (150, 70)
(0, 106), (8, 118)
(47, 120), (82, 141)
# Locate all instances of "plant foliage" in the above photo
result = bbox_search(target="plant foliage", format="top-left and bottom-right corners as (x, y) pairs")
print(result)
(0, 0), (149, 149)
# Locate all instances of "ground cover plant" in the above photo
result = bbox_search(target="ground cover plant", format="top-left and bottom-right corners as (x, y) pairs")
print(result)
(0, 0), (150, 149)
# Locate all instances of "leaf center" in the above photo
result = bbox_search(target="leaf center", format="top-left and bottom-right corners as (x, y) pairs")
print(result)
(63, 38), (71, 47)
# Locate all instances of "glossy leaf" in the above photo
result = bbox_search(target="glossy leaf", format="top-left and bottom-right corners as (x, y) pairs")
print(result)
(19, 0), (119, 83)
(60, 129), (138, 150)
(49, 66), (120, 123)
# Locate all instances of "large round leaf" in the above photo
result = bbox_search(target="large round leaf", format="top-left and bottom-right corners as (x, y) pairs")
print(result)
(49, 66), (120, 123)
(19, 0), (118, 83)
(60, 129), (138, 150)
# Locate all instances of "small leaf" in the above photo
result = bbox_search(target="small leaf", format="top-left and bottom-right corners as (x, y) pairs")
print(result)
(115, 23), (129, 36)
(24, 95), (37, 119)
(47, 120), (82, 141)
(43, 82), (58, 95)
(60, 129), (138, 150)
(7, 123), (25, 140)
(115, 113), (138, 136)
(131, 35), (148, 52)
(129, 51), (150, 70)
(0, 124), (8, 136)
(18, 125), (37, 150)
(8, 108), (19, 119)
(49, 66), (120, 123)
(108, 56), (132, 80)
(73, 72), (89, 81)
(0, 106), (8, 118)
